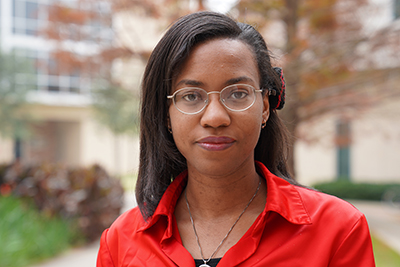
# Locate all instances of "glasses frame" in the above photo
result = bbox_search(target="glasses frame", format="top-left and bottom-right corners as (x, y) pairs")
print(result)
(167, 84), (263, 115)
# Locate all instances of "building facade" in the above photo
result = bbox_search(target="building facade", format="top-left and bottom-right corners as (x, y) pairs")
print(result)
(0, 0), (142, 175)
(1, 0), (399, 183)
(296, 0), (400, 185)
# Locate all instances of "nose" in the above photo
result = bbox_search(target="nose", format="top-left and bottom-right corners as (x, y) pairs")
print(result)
(200, 93), (231, 128)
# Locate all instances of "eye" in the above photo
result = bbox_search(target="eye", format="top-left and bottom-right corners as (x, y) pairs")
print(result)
(227, 86), (250, 100)
(230, 90), (248, 99)
(180, 90), (203, 102)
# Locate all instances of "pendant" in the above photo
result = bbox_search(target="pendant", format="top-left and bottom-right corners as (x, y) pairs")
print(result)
(199, 264), (211, 267)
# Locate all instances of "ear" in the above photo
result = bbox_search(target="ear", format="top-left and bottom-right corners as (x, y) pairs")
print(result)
(262, 93), (270, 124)
(167, 115), (171, 129)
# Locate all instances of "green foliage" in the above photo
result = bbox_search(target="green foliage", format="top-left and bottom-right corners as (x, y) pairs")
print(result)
(0, 195), (80, 267)
(120, 172), (138, 192)
(0, 162), (124, 242)
(92, 83), (139, 135)
(0, 49), (35, 139)
(313, 180), (400, 201)
(372, 235), (400, 267)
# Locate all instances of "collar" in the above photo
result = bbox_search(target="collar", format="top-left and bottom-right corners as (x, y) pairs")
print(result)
(255, 161), (311, 225)
(137, 169), (187, 234)
(138, 162), (311, 234)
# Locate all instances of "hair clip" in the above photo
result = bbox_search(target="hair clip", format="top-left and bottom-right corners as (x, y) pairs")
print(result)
(271, 67), (286, 110)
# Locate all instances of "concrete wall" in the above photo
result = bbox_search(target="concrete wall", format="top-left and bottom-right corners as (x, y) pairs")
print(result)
(80, 118), (139, 176)
(296, 115), (337, 185)
(352, 98), (400, 182)
(296, 98), (400, 186)
(0, 103), (140, 176)
(0, 138), (13, 164)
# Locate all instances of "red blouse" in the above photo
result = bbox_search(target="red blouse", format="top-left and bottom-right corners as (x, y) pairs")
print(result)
(97, 162), (375, 267)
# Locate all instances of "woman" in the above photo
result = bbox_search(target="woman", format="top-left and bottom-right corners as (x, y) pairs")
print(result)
(97, 11), (375, 267)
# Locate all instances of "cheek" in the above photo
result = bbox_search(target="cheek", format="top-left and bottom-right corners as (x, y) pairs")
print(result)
(241, 104), (264, 142)
(242, 117), (262, 143)
(169, 106), (182, 127)
(250, 100), (265, 125)
(169, 108), (194, 151)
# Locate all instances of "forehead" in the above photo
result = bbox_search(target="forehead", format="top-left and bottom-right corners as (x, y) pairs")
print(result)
(173, 38), (260, 89)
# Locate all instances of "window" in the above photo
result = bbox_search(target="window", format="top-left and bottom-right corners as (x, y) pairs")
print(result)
(395, 0), (400, 19)
(12, 0), (112, 41)
(10, 0), (109, 95)
(336, 120), (351, 180)
(11, 48), (38, 91)
(12, 0), (47, 36)
(14, 138), (22, 160)
(14, 48), (85, 94)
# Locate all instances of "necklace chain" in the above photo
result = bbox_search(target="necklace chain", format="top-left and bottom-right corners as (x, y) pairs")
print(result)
(185, 179), (261, 266)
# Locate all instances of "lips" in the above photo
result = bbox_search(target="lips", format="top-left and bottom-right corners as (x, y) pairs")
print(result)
(196, 136), (235, 151)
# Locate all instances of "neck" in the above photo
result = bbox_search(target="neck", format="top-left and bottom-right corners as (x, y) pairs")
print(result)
(175, 162), (267, 260)
(184, 165), (265, 219)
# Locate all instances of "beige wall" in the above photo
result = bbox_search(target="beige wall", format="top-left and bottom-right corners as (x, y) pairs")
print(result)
(80, 118), (139, 176)
(296, 98), (400, 186)
(296, 115), (337, 185)
(352, 98), (400, 182)
(0, 137), (13, 164)
(57, 121), (81, 166)
(0, 103), (140, 176)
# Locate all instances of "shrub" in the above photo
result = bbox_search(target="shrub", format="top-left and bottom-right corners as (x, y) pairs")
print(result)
(0, 162), (124, 242)
(0, 195), (78, 267)
(313, 180), (400, 201)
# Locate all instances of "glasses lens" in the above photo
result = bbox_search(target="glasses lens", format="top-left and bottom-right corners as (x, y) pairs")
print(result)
(174, 88), (208, 114)
(221, 84), (255, 111)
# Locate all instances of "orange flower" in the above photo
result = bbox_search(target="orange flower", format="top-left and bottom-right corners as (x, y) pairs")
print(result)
(0, 184), (12, 197)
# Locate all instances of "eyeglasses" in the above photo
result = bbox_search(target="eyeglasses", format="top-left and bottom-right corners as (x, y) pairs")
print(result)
(167, 84), (263, 115)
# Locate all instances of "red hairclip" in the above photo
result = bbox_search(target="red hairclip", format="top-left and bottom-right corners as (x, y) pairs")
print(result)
(272, 67), (285, 110)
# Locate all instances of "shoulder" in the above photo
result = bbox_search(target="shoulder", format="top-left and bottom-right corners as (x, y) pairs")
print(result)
(98, 207), (145, 266)
(111, 206), (144, 231)
(258, 161), (365, 225)
(102, 207), (145, 246)
(295, 185), (364, 224)
(293, 186), (374, 265)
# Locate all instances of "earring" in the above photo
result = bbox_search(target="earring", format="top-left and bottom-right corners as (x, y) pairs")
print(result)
(168, 126), (173, 134)
(261, 121), (267, 129)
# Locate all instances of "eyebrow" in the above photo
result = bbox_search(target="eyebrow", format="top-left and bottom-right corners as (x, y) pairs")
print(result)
(175, 76), (255, 88)
(175, 79), (204, 88)
(225, 76), (255, 86)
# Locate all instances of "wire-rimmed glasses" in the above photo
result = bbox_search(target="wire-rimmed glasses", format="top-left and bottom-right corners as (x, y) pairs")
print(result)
(167, 84), (263, 115)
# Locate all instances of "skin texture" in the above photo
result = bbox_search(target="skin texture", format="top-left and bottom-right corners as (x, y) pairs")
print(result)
(170, 38), (270, 259)
(169, 38), (269, 181)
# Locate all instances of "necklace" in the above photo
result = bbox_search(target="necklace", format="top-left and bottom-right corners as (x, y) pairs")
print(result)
(185, 179), (261, 267)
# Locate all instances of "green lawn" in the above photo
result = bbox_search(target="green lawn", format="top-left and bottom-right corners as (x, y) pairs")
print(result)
(0, 196), (81, 267)
(372, 235), (400, 267)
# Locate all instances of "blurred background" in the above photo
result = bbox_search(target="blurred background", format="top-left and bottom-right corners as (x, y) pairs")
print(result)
(0, 0), (399, 266)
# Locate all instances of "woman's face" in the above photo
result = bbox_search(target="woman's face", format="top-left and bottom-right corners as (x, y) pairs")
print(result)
(168, 38), (269, 177)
